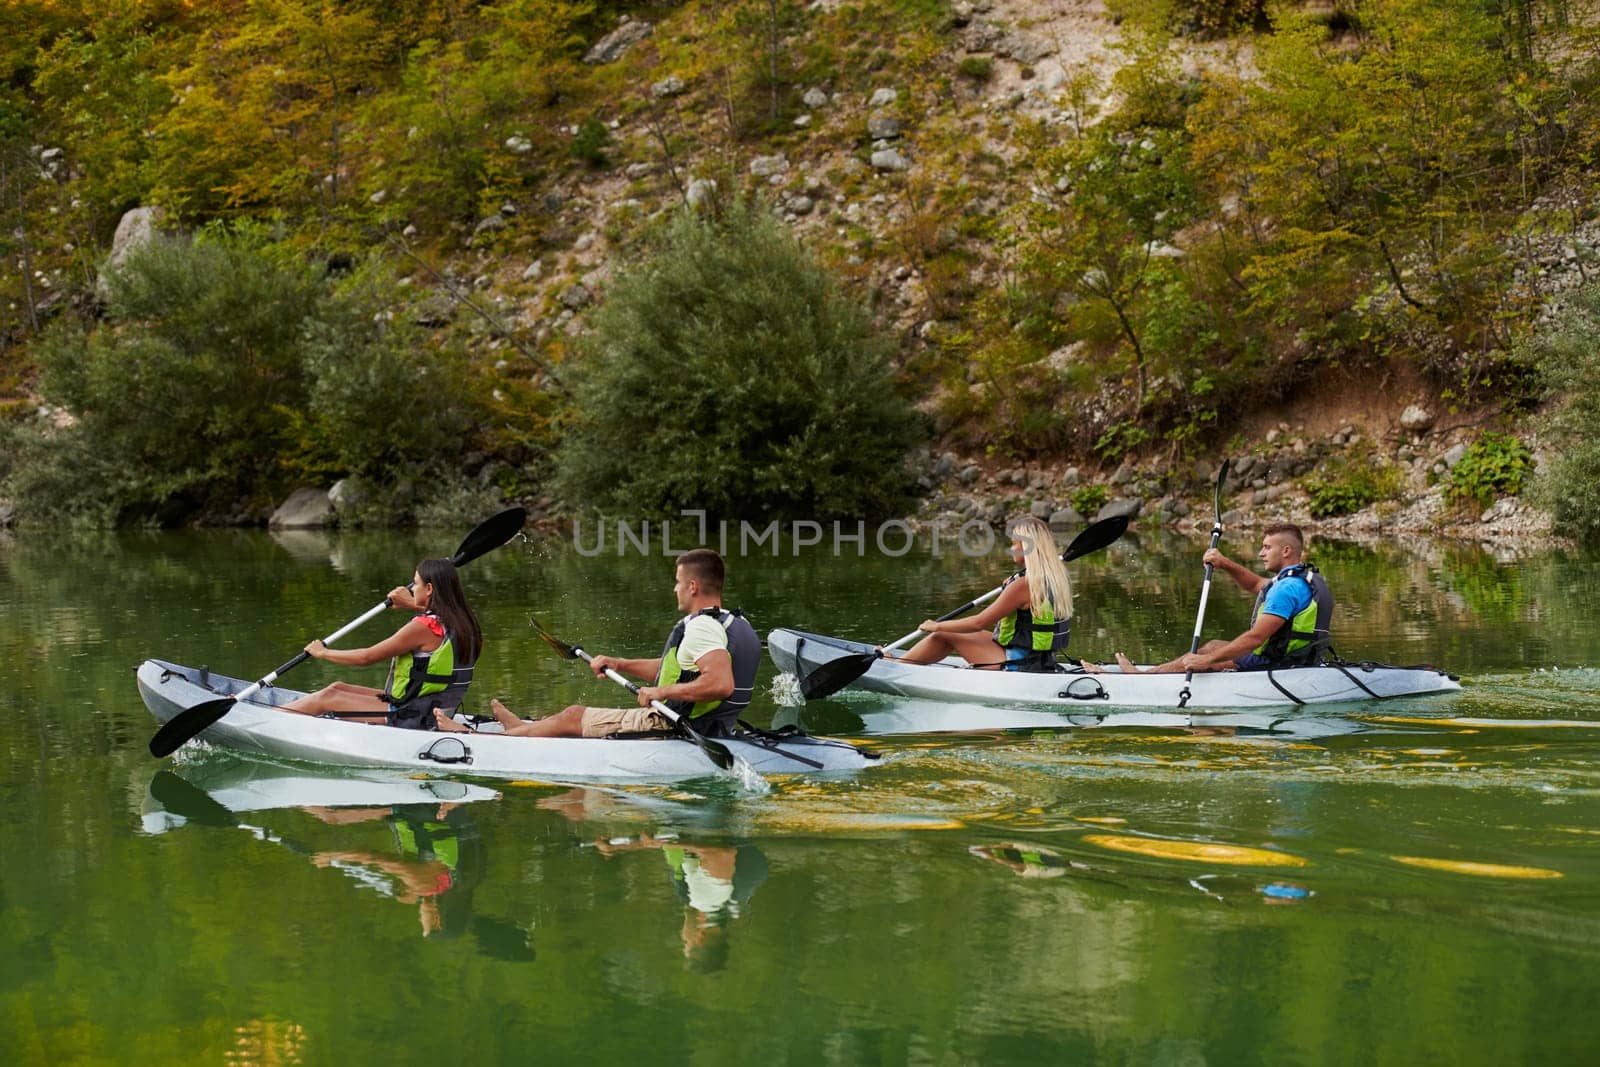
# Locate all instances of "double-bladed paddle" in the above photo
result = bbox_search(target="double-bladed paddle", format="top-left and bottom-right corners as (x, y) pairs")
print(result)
(797, 513), (1132, 700)
(1177, 462), (1231, 709)
(528, 617), (740, 774)
(147, 507), (528, 758)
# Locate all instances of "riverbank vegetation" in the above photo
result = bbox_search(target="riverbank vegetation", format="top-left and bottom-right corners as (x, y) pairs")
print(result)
(3, 1), (1599, 538)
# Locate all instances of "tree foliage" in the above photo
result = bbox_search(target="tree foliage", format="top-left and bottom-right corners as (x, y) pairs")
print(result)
(3, 228), (487, 525)
(1529, 282), (1600, 543)
(555, 200), (924, 519)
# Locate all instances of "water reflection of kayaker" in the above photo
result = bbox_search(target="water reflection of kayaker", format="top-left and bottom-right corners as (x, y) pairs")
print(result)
(1090, 523), (1332, 675)
(970, 842), (1083, 879)
(306, 802), (485, 939)
(887, 516), (1074, 671)
(281, 557), (482, 728)
(594, 834), (769, 972)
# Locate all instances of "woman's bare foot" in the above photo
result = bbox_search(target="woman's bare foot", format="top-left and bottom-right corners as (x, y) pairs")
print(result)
(434, 709), (470, 732)
(490, 698), (525, 729)
(1079, 659), (1105, 674)
(1115, 652), (1142, 674)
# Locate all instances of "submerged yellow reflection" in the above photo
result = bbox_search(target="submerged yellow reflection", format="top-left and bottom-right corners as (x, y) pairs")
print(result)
(1083, 834), (1310, 867)
(1390, 855), (1563, 879)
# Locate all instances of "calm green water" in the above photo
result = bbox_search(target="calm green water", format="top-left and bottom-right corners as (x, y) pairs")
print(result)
(2, 527), (1598, 1064)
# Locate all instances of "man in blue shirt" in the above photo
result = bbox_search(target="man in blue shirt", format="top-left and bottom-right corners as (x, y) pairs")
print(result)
(1099, 522), (1329, 674)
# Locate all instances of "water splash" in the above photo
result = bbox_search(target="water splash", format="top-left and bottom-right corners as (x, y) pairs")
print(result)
(732, 755), (772, 796)
(769, 671), (805, 706)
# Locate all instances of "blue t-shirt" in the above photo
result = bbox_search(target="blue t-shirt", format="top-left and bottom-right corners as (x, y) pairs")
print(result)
(1259, 571), (1315, 621)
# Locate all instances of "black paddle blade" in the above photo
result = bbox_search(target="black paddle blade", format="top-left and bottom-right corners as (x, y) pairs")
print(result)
(528, 617), (579, 659)
(1061, 513), (1130, 562)
(797, 651), (880, 701)
(1213, 460), (1231, 520)
(148, 770), (237, 826)
(450, 506), (527, 569)
(148, 696), (236, 758)
(692, 732), (736, 771)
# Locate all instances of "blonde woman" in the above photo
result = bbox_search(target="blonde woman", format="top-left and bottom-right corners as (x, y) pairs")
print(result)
(892, 516), (1074, 671)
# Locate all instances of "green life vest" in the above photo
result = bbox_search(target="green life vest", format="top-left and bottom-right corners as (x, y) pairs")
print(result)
(384, 612), (471, 714)
(1251, 565), (1333, 665)
(993, 574), (1072, 657)
(392, 817), (461, 871)
(655, 607), (761, 730)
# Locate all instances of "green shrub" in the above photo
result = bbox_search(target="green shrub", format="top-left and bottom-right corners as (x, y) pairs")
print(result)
(1307, 452), (1399, 518)
(3, 230), (487, 526)
(1529, 283), (1600, 542)
(15, 231), (323, 523)
(554, 199), (925, 519)
(570, 117), (611, 167)
(299, 259), (484, 482)
(1446, 432), (1532, 510)
(1071, 484), (1111, 517)
(956, 56), (994, 81)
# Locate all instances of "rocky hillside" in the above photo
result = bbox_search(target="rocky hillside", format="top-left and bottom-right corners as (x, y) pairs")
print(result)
(3, 0), (1596, 539)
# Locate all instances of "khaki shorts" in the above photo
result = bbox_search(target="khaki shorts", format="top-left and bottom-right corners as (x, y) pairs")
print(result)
(581, 706), (675, 738)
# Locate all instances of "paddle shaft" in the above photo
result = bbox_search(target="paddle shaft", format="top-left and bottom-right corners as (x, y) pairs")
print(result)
(1178, 463), (1231, 708)
(882, 588), (1002, 652)
(567, 644), (737, 771)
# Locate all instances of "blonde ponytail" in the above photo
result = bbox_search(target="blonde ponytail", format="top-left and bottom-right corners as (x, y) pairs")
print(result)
(1007, 516), (1073, 622)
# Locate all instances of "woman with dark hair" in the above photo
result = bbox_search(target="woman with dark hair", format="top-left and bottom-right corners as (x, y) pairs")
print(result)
(280, 557), (483, 728)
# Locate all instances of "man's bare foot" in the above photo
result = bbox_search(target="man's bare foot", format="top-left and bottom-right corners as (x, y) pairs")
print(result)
(434, 709), (470, 732)
(1115, 652), (1142, 674)
(1079, 659), (1105, 674)
(490, 698), (525, 729)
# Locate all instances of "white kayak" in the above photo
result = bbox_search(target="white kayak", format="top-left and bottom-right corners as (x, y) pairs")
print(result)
(848, 699), (1384, 738)
(141, 760), (502, 835)
(767, 629), (1461, 710)
(138, 659), (878, 781)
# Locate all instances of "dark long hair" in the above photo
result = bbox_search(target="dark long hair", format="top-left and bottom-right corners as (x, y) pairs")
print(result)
(417, 558), (482, 664)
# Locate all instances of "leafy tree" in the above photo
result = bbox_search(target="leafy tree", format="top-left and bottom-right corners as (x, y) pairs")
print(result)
(148, 0), (385, 219)
(14, 228), (323, 522)
(3, 228), (488, 525)
(1529, 282), (1600, 543)
(1019, 110), (1198, 412)
(358, 0), (592, 226)
(298, 256), (484, 481)
(555, 200), (925, 519)
(1186, 0), (1584, 383)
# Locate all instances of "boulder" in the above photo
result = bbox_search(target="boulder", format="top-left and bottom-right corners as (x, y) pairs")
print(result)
(584, 19), (652, 64)
(871, 148), (910, 172)
(1096, 497), (1144, 522)
(559, 283), (592, 310)
(329, 477), (372, 517)
(98, 206), (167, 298)
(868, 115), (903, 140)
(1442, 443), (1470, 469)
(270, 488), (335, 529)
(686, 178), (718, 209)
(749, 154), (789, 177)
(1048, 507), (1082, 528)
(1400, 404), (1435, 433)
